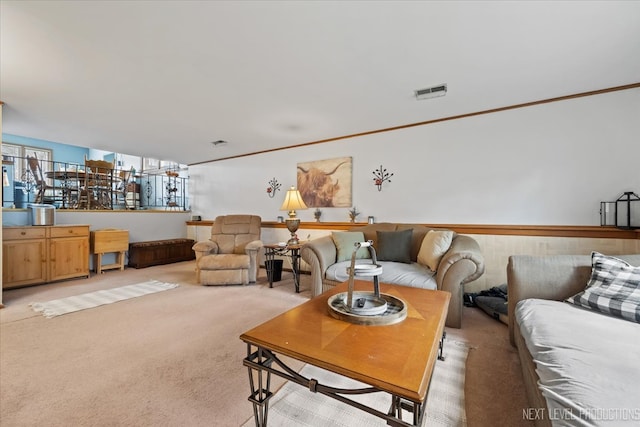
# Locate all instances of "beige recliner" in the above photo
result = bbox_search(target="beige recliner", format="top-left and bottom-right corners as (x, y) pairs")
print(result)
(192, 215), (263, 285)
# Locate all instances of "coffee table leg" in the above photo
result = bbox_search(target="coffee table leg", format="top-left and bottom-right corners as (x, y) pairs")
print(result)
(388, 332), (445, 425)
(388, 396), (425, 426)
(245, 345), (273, 426)
(438, 331), (446, 361)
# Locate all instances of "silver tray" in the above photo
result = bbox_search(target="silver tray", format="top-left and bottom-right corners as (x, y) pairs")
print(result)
(327, 291), (407, 325)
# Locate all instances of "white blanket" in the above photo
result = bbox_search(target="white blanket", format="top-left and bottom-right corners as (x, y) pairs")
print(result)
(516, 299), (640, 426)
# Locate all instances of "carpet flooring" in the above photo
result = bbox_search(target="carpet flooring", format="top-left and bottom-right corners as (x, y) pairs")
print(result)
(0, 261), (532, 426)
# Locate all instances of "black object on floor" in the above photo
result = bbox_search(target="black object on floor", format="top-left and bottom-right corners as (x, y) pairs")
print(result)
(465, 284), (508, 325)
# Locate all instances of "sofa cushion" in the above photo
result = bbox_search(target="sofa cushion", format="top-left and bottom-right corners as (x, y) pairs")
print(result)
(332, 231), (371, 263)
(325, 260), (437, 289)
(376, 229), (412, 263)
(396, 224), (432, 262)
(198, 254), (250, 270)
(417, 230), (454, 271)
(565, 251), (640, 323)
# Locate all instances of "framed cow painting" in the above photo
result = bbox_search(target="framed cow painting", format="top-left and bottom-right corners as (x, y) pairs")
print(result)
(297, 157), (352, 207)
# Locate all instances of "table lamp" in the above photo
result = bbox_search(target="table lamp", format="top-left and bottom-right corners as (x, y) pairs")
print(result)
(280, 186), (308, 244)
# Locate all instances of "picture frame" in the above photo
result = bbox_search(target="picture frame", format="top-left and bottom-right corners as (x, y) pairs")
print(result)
(297, 157), (352, 207)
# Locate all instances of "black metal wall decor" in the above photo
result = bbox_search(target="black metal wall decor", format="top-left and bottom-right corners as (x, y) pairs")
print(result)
(600, 191), (640, 229)
(266, 177), (281, 198)
(372, 165), (394, 191)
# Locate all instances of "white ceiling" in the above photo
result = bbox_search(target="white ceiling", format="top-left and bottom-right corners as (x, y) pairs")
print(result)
(1, 1), (639, 166)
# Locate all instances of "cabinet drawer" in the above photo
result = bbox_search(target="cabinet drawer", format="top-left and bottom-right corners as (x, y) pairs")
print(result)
(49, 226), (89, 238)
(3, 227), (47, 240)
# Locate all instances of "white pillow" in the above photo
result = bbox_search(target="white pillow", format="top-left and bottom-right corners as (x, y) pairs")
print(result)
(417, 230), (453, 271)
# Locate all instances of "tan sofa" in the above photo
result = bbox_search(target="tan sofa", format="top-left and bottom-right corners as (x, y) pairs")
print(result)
(508, 254), (640, 427)
(300, 223), (485, 328)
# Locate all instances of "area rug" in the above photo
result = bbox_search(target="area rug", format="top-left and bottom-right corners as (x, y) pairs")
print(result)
(29, 280), (179, 318)
(242, 340), (469, 427)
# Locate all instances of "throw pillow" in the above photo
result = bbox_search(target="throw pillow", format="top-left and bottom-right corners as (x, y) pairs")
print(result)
(376, 229), (412, 263)
(332, 232), (371, 263)
(417, 230), (454, 271)
(565, 252), (640, 323)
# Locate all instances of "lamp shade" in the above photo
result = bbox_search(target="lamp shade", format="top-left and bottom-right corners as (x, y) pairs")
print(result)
(280, 186), (308, 214)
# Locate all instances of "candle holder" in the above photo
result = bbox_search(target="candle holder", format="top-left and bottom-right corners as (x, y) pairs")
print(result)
(327, 241), (407, 325)
(600, 191), (640, 230)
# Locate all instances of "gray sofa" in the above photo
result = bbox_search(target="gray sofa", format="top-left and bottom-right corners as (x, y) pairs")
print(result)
(507, 254), (640, 427)
(300, 223), (485, 328)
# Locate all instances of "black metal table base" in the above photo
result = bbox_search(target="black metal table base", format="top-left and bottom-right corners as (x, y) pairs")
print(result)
(243, 333), (446, 427)
(264, 245), (301, 293)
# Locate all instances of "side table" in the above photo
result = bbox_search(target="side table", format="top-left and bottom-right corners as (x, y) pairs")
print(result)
(263, 243), (302, 293)
(90, 229), (129, 274)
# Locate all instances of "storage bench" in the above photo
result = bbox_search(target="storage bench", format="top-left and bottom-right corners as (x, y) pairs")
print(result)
(128, 238), (195, 268)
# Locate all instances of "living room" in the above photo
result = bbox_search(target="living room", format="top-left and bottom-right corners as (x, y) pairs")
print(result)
(1, 1), (640, 426)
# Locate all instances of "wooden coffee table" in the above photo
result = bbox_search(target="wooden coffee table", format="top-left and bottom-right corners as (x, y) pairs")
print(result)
(240, 280), (450, 426)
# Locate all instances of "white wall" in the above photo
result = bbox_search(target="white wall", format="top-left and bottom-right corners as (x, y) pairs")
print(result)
(2, 210), (190, 242)
(190, 88), (640, 225)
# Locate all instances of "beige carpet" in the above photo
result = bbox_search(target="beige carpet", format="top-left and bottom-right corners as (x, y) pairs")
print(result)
(0, 262), (532, 426)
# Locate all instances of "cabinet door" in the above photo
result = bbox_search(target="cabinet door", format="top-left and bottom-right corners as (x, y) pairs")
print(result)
(2, 239), (48, 288)
(49, 236), (90, 281)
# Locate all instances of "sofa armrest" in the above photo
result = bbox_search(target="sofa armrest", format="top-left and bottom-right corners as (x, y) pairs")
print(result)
(436, 234), (485, 328)
(506, 254), (593, 346)
(300, 235), (338, 297)
(245, 240), (264, 253)
(192, 240), (219, 262)
(245, 240), (264, 283)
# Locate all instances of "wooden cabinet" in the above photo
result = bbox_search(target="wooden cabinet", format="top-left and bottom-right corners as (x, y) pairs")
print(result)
(49, 226), (90, 282)
(2, 225), (90, 289)
(2, 227), (48, 288)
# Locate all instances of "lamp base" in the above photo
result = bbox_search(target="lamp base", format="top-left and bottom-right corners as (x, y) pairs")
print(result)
(285, 218), (300, 246)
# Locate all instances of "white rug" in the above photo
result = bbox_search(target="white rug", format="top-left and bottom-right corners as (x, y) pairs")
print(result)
(29, 280), (179, 318)
(243, 340), (469, 427)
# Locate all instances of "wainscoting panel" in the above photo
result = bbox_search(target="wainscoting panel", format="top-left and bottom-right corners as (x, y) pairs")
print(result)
(467, 234), (640, 292)
(188, 222), (639, 293)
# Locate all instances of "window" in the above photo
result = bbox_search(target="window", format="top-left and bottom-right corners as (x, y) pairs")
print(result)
(142, 157), (160, 173)
(2, 143), (53, 184)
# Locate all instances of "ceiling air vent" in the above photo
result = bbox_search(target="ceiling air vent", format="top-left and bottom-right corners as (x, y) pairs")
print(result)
(415, 84), (447, 100)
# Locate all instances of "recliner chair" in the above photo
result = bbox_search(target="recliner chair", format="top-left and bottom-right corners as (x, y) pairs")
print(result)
(192, 215), (263, 285)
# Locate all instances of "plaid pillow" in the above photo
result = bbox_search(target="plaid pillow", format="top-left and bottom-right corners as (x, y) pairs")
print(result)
(565, 252), (640, 323)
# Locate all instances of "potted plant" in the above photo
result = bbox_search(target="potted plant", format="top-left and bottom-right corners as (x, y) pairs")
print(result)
(348, 206), (360, 223)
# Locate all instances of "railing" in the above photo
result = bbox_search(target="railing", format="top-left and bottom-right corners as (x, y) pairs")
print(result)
(1, 156), (189, 211)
